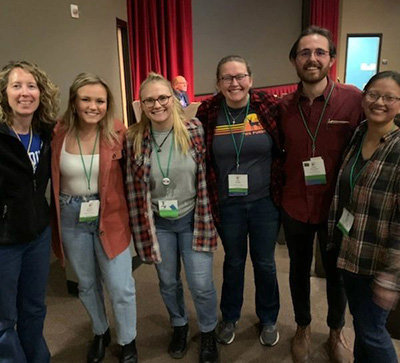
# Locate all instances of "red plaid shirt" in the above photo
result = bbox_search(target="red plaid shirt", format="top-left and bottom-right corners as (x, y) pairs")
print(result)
(195, 90), (284, 226)
(124, 119), (218, 263)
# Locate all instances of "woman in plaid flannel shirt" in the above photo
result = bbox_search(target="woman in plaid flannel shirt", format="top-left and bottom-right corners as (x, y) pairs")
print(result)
(329, 71), (400, 362)
(125, 73), (219, 363)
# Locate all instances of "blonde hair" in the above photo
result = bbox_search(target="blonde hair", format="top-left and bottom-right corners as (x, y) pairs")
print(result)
(0, 60), (60, 131)
(127, 72), (190, 156)
(62, 73), (117, 142)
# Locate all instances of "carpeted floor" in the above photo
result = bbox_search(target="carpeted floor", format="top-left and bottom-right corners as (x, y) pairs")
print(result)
(44, 242), (400, 362)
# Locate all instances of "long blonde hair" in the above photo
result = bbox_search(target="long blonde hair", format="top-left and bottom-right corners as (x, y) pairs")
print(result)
(0, 60), (59, 131)
(62, 73), (117, 142)
(127, 72), (190, 156)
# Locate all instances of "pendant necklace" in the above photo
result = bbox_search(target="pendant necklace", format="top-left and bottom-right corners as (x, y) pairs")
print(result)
(151, 127), (174, 152)
(226, 105), (246, 124)
(152, 127), (174, 186)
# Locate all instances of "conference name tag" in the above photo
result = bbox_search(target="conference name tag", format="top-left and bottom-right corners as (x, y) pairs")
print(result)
(158, 199), (179, 218)
(79, 200), (100, 222)
(228, 174), (248, 196)
(303, 157), (327, 185)
(336, 208), (354, 236)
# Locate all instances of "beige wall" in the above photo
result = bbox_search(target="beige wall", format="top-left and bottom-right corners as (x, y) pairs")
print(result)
(338, 0), (400, 83)
(0, 0), (127, 117)
(192, 0), (302, 94)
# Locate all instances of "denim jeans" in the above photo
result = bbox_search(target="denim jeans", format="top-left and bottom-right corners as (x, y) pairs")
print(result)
(281, 210), (347, 329)
(218, 196), (280, 325)
(343, 270), (398, 363)
(60, 193), (137, 345)
(154, 211), (218, 333)
(0, 225), (51, 363)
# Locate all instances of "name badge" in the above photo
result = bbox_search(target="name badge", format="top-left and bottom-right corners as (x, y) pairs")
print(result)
(228, 174), (248, 196)
(79, 200), (100, 222)
(336, 207), (354, 236)
(158, 199), (179, 218)
(303, 157), (327, 185)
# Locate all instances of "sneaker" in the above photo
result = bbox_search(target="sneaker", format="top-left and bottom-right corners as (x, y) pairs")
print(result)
(215, 321), (236, 345)
(168, 324), (189, 359)
(259, 324), (280, 347)
(199, 330), (219, 363)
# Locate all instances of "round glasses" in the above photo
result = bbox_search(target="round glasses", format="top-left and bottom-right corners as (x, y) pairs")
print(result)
(142, 95), (172, 108)
(364, 91), (400, 106)
(296, 48), (330, 60)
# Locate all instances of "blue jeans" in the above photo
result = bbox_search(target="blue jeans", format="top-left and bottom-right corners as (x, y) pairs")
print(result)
(218, 196), (280, 325)
(0, 226), (51, 363)
(154, 211), (218, 333)
(343, 270), (398, 363)
(60, 194), (137, 345)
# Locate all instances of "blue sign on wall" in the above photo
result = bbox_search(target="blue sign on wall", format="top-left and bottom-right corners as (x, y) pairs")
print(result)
(345, 36), (381, 90)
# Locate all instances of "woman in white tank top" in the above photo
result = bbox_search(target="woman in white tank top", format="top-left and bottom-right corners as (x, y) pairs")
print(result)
(51, 73), (138, 363)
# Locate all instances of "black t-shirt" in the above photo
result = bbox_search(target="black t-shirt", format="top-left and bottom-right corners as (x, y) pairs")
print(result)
(212, 105), (272, 204)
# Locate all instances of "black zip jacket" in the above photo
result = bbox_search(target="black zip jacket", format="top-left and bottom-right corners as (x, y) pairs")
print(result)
(0, 123), (52, 245)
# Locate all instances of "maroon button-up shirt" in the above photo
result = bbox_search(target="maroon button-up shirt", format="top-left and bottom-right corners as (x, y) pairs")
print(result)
(278, 78), (363, 224)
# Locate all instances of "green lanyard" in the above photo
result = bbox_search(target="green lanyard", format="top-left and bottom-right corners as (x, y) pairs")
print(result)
(77, 128), (99, 192)
(349, 134), (367, 199)
(298, 83), (335, 157)
(152, 128), (174, 185)
(223, 98), (250, 171)
(349, 123), (397, 199)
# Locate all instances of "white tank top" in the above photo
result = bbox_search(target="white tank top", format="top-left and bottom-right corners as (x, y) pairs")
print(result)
(60, 137), (100, 196)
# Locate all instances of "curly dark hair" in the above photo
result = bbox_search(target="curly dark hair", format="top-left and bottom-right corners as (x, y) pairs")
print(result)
(0, 60), (60, 131)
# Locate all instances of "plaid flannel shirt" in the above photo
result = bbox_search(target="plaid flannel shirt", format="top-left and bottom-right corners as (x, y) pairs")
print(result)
(328, 120), (400, 291)
(124, 118), (218, 263)
(195, 90), (284, 227)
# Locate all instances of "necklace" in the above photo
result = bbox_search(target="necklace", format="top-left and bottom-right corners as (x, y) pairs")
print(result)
(226, 105), (247, 124)
(151, 127), (174, 152)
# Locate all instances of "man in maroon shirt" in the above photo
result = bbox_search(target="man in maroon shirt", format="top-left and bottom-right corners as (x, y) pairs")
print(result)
(278, 26), (363, 363)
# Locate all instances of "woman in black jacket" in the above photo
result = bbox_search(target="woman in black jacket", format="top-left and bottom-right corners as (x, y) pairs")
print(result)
(0, 61), (59, 363)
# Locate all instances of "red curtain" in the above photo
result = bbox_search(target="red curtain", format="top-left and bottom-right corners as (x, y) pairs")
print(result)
(127, 0), (194, 100)
(309, 0), (340, 80)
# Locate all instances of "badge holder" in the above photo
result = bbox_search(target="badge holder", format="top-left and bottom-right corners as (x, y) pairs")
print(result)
(79, 200), (100, 222)
(158, 199), (179, 218)
(303, 157), (327, 185)
(336, 207), (354, 236)
(228, 174), (248, 196)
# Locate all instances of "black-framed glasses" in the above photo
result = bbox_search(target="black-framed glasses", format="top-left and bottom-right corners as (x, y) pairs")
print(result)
(219, 74), (249, 84)
(142, 95), (172, 108)
(364, 91), (400, 105)
(296, 48), (330, 59)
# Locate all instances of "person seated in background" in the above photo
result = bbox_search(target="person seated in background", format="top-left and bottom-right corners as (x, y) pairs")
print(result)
(172, 75), (190, 107)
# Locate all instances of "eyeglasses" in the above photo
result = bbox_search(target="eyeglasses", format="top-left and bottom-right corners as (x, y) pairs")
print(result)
(364, 91), (400, 105)
(219, 74), (250, 84)
(296, 48), (330, 59)
(142, 95), (172, 108)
